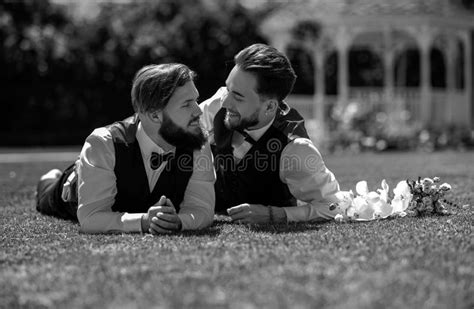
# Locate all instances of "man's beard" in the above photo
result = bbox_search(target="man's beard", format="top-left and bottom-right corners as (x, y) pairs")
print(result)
(224, 108), (260, 131)
(159, 112), (207, 151)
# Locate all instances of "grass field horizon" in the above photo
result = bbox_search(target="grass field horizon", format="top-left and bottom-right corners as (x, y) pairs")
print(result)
(1, 150), (473, 308)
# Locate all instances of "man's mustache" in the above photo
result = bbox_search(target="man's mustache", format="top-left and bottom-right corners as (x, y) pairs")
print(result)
(225, 108), (240, 116)
(188, 116), (201, 125)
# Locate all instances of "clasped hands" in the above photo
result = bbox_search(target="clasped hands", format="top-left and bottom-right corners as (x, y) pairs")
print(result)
(227, 203), (286, 224)
(142, 195), (182, 235)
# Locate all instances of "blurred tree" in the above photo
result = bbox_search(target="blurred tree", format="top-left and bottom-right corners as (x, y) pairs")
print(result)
(286, 20), (322, 94)
(0, 0), (265, 146)
(0, 0), (87, 144)
(461, 0), (474, 10)
(286, 45), (314, 94)
(94, 0), (266, 98)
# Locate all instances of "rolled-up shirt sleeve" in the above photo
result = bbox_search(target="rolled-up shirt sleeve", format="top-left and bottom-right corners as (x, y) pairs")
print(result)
(76, 128), (143, 233)
(200, 87), (226, 143)
(178, 142), (216, 230)
(280, 138), (341, 222)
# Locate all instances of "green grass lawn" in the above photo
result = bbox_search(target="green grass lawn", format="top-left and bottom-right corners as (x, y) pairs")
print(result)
(1, 151), (473, 308)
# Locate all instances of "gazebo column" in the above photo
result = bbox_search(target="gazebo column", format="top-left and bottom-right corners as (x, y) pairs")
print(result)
(463, 31), (473, 127)
(384, 51), (395, 112)
(419, 28), (432, 125)
(313, 48), (325, 127)
(446, 38), (456, 125)
(383, 28), (394, 112)
(336, 27), (350, 108)
(382, 27), (397, 111)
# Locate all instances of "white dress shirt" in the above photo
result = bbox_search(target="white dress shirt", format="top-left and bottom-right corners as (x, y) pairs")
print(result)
(200, 88), (341, 222)
(76, 122), (215, 233)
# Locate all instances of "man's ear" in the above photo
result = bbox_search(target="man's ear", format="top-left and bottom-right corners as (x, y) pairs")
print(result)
(264, 99), (278, 115)
(147, 110), (163, 124)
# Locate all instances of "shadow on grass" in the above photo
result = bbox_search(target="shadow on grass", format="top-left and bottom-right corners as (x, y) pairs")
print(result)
(36, 213), (223, 237)
(213, 215), (328, 234)
(180, 226), (222, 237)
(35, 214), (335, 237)
(247, 222), (326, 234)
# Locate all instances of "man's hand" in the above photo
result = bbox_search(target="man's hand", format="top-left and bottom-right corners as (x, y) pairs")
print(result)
(227, 203), (286, 224)
(142, 196), (182, 234)
(150, 198), (182, 235)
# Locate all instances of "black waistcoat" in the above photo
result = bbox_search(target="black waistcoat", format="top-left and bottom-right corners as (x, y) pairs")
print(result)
(107, 115), (193, 213)
(212, 107), (309, 214)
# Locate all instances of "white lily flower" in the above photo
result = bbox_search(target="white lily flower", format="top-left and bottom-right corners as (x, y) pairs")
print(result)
(393, 181), (410, 197)
(375, 179), (393, 218)
(439, 183), (451, 191)
(346, 205), (356, 219)
(353, 195), (375, 220)
(392, 181), (412, 213)
(378, 200), (393, 218)
(334, 190), (354, 212)
(367, 191), (380, 203)
(336, 177), (450, 221)
(377, 179), (389, 203)
(356, 181), (369, 196)
(353, 180), (387, 220)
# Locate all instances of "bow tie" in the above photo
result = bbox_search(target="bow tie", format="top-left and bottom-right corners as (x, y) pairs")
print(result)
(150, 151), (174, 170)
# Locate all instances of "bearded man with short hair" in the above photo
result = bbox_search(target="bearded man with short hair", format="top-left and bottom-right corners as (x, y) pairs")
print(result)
(36, 63), (215, 234)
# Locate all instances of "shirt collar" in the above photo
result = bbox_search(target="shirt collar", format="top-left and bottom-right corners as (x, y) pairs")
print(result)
(244, 116), (275, 142)
(136, 122), (175, 157)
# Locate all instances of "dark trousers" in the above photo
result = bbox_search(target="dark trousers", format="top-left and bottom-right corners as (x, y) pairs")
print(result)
(36, 164), (78, 221)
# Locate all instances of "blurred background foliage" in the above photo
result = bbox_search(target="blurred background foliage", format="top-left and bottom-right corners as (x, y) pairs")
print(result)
(1, 0), (472, 151)
(0, 0), (267, 145)
(323, 102), (473, 153)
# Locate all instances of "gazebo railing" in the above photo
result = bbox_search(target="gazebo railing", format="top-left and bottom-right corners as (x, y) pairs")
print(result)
(287, 87), (459, 125)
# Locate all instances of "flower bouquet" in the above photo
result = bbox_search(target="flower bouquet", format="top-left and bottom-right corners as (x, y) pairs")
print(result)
(406, 177), (451, 216)
(330, 177), (452, 222)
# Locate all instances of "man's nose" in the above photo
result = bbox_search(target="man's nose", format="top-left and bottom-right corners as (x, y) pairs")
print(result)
(192, 101), (203, 117)
(221, 92), (231, 109)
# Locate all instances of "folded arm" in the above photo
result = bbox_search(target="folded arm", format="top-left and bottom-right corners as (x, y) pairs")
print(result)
(76, 128), (145, 233)
(177, 142), (216, 230)
(227, 138), (341, 224)
(279, 138), (341, 222)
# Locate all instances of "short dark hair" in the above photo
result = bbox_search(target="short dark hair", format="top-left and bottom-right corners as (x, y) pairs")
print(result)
(131, 63), (196, 113)
(234, 44), (296, 102)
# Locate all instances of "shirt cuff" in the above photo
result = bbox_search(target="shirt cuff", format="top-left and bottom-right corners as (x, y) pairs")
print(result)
(121, 213), (145, 233)
(282, 207), (304, 222)
(177, 213), (195, 231)
(282, 202), (335, 222)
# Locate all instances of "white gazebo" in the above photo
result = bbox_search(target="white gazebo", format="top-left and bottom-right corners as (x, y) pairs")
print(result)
(260, 0), (474, 129)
